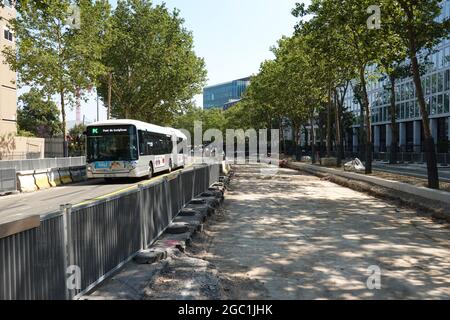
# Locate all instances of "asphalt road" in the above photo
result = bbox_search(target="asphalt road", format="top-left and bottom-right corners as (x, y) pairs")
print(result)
(0, 169), (181, 225)
(373, 162), (450, 183)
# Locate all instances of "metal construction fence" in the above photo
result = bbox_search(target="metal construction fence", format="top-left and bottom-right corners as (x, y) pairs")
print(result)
(0, 163), (221, 300)
(0, 169), (16, 194)
(0, 157), (86, 171)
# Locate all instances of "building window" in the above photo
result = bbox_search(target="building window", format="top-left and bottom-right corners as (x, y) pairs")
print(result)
(438, 94), (444, 114)
(438, 71), (444, 92)
(4, 29), (13, 42)
(444, 93), (450, 114)
(445, 70), (450, 91)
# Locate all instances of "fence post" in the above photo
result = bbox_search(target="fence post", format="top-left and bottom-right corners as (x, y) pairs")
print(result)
(138, 184), (147, 250)
(61, 203), (74, 300)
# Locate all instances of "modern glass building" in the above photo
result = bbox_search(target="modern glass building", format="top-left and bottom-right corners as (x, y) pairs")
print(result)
(203, 77), (251, 110)
(344, 0), (450, 155)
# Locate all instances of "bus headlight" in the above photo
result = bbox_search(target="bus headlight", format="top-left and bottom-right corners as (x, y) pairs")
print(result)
(130, 161), (138, 169)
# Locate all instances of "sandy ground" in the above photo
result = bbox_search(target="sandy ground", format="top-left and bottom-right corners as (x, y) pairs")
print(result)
(188, 165), (450, 300)
(87, 164), (450, 300)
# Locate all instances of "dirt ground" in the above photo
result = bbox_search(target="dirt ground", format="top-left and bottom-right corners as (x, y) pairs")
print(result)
(87, 164), (450, 300)
(178, 164), (450, 300)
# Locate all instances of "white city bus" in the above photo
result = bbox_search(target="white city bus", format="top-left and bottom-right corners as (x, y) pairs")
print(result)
(86, 120), (187, 179)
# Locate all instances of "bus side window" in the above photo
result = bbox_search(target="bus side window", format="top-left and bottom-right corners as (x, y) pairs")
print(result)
(178, 138), (184, 154)
(138, 130), (145, 156)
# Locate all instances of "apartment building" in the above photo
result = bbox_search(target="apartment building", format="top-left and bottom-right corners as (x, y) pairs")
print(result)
(0, 0), (17, 135)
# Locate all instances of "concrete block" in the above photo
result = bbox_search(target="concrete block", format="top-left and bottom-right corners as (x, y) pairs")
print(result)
(179, 208), (202, 217)
(70, 167), (85, 182)
(174, 216), (204, 232)
(158, 233), (193, 252)
(59, 168), (73, 185)
(48, 168), (62, 187)
(321, 157), (338, 167)
(185, 203), (214, 217)
(208, 186), (225, 195)
(222, 161), (231, 175)
(34, 169), (51, 190)
(17, 170), (37, 193)
(133, 249), (168, 265)
(198, 195), (220, 207)
(166, 222), (190, 235)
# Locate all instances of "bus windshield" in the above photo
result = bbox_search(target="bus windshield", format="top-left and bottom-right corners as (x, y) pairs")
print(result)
(86, 125), (138, 162)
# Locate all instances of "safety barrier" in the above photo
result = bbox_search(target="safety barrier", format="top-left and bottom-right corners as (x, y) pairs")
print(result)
(58, 168), (73, 185)
(17, 170), (38, 193)
(14, 167), (86, 193)
(0, 168), (17, 194)
(34, 169), (52, 190)
(0, 163), (222, 300)
(48, 168), (62, 187)
(69, 167), (87, 183)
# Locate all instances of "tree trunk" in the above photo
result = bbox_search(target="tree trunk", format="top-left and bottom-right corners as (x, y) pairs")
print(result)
(326, 86), (332, 157)
(108, 73), (112, 120)
(280, 119), (287, 155)
(60, 91), (68, 157)
(410, 52), (439, 189)
(334, 89), (342, 167)
(359, 67), (373, 174)
(310, 117), (316, 164)
(389, 74), (398, 165)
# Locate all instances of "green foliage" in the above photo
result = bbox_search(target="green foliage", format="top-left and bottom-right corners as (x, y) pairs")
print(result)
(17, 89), (63, 138)
(2, 0), (111, 139)
(68, 123), (87, 156)
(17, 130), (36, 138)
(173, 107), (226, 138)
(97, 0), (207, 125)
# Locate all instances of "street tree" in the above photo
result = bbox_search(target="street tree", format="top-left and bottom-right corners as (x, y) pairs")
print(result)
(2, 0), (111, 155)
(300, 0), (384, 174)
(98, 0), (206, 125)
(383, 0), (450, 189)
(17, 89), (62, 138)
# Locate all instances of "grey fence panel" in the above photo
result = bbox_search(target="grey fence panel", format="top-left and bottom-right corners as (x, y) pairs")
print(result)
(141, 185), (157, 247)
(194, 166), (208, 196)
(0, 157), (86, 171)
(0, 168), (16, 194)
(181, 169), (195, 204)
(0, 214), (66, 300)
(168, 175), (183, 218)
(0, 164), (222, 300)
(208, 164), (221, 186)
(69, 190), (141, 298)
(151, 181), (171, 239)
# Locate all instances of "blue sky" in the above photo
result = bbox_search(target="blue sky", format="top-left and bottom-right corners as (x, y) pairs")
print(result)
(67, 0), (305, 124)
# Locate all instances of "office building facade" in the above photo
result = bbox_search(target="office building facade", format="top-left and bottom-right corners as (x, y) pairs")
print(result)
(0, 0), (17, 135)
(344, 0), (450, 155)
(203, 77), (251, 110)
